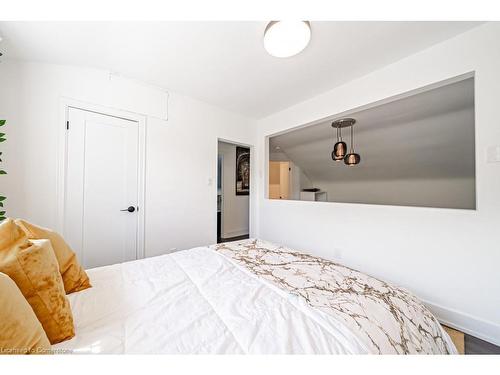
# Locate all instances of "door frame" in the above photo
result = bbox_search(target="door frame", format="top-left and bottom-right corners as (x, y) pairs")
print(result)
(217, 153), (224, 241)
(216, 138), (253, 240)
(57, 97), (147, 261)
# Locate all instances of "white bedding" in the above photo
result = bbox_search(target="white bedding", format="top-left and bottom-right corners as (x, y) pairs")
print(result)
(53, 246), (368, 354)
(213, 239), (456, 354)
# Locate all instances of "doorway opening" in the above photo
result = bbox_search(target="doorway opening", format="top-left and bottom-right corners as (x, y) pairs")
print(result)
(217, 140), (250, 243)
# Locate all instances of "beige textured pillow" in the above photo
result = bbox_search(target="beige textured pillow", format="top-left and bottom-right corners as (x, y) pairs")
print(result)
(15, 219), (91, 294)
(0, 219), (75, 344)
(0, 272), (52, 354)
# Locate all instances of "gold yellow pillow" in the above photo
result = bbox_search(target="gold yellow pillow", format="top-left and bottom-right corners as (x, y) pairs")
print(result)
(0, 219), (75, 344)
(0, 272), (51, 354)
(15, 219), (91, 294)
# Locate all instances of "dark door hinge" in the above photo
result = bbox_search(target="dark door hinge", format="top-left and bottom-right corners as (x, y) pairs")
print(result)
(66, 121), (69, 130)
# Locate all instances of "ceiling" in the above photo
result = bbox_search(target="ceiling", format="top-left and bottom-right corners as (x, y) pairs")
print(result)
(0, 21), (482, 118)
(269, 77), (475, 182)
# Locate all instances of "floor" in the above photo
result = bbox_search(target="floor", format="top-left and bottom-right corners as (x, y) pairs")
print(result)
(443, 325), (500, 354)
(443, 325), (464, 354)
(464, 334), (500, 354)
(217, 234), (250, 243)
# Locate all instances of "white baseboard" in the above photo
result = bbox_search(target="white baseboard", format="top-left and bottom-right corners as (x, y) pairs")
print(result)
(221, 229), (249, 239)
(423, 299), (500, 347)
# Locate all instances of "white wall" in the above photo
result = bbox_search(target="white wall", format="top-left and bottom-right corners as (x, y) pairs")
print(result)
(290, 164), (313, 201)
(0, 60), (256, 257)
(255, 23), (500, 345)
(269, 151), (290, 161)
(218, 141), (249, 238)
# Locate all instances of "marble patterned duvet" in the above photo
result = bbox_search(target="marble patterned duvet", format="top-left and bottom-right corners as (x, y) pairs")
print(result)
(53, 239), (455, 354)
(212, 239), (456, 354)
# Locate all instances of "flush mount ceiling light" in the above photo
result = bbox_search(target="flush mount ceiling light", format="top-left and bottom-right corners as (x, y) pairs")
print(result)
(264, 21), (311, 58)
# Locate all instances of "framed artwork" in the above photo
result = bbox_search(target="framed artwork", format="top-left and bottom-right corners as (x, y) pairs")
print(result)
(235, 146), (250, 195)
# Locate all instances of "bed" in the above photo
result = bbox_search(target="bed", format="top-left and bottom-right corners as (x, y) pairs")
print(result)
(53, 239), (456, 354)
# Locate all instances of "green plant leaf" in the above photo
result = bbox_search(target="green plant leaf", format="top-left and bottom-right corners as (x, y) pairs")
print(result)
(0, 171), (6, 175)
(0, 217), (6, 221)
(0, 133), (4, 137)
(0, 196), (5, 201)
(0, 211), (5, 216)
(0, 138), (5, 143)
(0, 120), (5, 126)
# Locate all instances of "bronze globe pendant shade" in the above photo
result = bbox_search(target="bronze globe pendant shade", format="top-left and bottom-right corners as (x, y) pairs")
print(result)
(331, 119), (352, 161)
(344, 121), (361, 166)
(331, 127), (347, 161)
(332, 141), (347, 161)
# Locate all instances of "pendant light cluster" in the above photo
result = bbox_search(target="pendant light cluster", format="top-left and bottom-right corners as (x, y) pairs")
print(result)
(331, 118), (361, 166)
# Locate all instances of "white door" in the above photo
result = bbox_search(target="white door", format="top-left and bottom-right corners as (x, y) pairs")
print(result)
(64, 107), (140, 269)
(279, 162), (291, 199)
(268, 161), (290, 199)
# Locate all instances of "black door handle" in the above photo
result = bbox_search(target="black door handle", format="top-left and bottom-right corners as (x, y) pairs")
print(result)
(120, 206), (136, 213)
